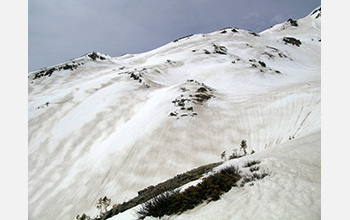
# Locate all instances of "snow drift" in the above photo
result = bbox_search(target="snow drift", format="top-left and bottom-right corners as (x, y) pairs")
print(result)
(28, 7), (321, 220)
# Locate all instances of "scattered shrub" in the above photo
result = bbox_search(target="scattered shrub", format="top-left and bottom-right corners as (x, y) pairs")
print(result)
(228, 149), (242, 160)
(240, 169), (270, 187)
(262, 52), (275, 59)
(228, 139), (253, 160)
(242, 160), (261, 168)
(249, 166), (260, 172)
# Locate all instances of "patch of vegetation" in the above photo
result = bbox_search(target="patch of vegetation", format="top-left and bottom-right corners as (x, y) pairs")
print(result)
(137, 165), (241, 219)
(240, 169), (270, 187)
(239, 159), (270, 187)
(283, 37), (302, 47)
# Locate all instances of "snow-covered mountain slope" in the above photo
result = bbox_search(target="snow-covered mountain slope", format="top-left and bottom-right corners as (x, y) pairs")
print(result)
(28, 7), (320, 220)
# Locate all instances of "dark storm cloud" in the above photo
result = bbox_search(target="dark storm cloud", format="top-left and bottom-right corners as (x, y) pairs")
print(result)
(28, 0), (321, 72)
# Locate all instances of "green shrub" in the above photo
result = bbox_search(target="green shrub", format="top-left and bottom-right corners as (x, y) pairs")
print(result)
(220, 165), (240, 176)
(138, 190), (181, 218)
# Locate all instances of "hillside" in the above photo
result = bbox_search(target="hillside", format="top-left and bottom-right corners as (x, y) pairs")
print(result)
(28, 7), (321, 220)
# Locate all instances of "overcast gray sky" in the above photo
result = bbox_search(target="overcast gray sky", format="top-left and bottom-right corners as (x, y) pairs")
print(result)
(28, 0), (320, 72)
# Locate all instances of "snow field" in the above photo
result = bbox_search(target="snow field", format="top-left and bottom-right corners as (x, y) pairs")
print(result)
(28, 7), (320, 220)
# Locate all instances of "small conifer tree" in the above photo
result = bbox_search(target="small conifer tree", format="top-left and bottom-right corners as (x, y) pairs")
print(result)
(96, 196), (111, 217)
(221, 151), (227, 161)
(240, 139), (247, 156)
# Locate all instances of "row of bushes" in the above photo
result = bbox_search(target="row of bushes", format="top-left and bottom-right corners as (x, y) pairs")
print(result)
(87, 162), (222, 220)
(80, 157), (270, 220)
(137, 165), (241, 219)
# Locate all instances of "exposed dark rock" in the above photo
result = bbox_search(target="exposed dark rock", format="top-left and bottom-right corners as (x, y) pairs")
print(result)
(283, 37), (302, 47)
(248, 31), (260, 37)
(88, 52), (106, 60)
(258, 61), (266, 68)
(311, 7), (321, 18)
(287, 18), (299, 27)
(194, 93), (212, 103)
(173, 34), (193, 42)
(197, 87), (208, 93)
(169, 112), (178, 117)
(213, 44), (227, 55)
